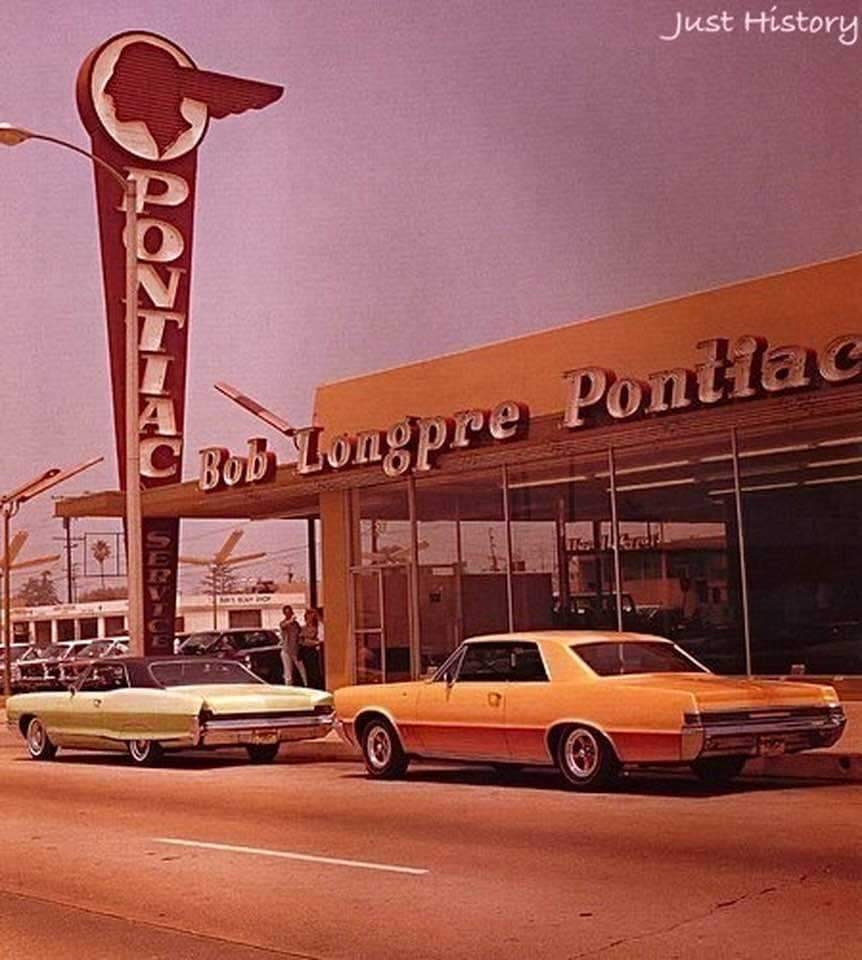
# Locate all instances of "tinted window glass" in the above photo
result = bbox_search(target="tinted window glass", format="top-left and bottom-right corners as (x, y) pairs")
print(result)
(80, 663), (128, 691)
(178, 633), (219, 654)
(456, 642), (548, 682)
(509, 644), (548, 682)
(572, 641), (706, 676)
(150, 659), (263, 686)
(230, 631), (277, 650)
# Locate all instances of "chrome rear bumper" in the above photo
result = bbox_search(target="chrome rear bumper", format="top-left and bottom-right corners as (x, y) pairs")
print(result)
(199, 714), (334, 747)
(682, 706), (846, 760)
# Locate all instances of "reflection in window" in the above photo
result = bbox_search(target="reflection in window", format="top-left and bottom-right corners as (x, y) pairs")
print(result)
(354, 484), (411, 683)
(737, 423), (862, 674)
(572, 641), (706, 676)
(508, 453), (615, 632)
(612, 436), (744, 673)
(415, 470), (510, 672)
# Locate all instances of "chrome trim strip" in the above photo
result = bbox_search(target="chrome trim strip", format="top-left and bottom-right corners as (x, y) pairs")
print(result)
(698, 716), (845, 737)
(202, 715), (333, 732)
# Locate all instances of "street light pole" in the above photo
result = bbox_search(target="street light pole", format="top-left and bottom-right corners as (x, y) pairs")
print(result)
(2, 502), (14, 697)
(0, 124), (144, 655)
(1, 458), (103, 697)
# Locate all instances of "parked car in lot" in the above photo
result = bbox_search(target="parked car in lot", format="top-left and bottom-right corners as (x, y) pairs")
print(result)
(6, 656), (333, 766)
(334, 631), (847, 790)
(176, 628), (283, 683)
(58, 637), (130, 685)
(12, 640), (93, 692)
(2, 644), (35, 689)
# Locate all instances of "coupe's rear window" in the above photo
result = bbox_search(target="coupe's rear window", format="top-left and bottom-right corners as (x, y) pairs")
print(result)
(149, 659), (264, 687)
(572, 641), (707, 676)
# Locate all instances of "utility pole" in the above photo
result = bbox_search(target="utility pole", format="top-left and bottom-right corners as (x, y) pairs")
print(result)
(54, 519), (83, 604)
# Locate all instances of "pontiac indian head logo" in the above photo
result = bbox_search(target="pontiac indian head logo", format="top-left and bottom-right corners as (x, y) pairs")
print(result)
(79, 31), (283, 161)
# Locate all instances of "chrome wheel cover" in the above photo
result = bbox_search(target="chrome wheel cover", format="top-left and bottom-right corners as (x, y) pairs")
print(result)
(563, 728), (599, 779)
(366, 724), (393, 771)
(128, 740), (152, 762)
(26, 719), (46, 756)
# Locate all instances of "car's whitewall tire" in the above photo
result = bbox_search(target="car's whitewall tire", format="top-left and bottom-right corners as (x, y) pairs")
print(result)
(127, 739), (163, 767)
(25, 717), (57, 761)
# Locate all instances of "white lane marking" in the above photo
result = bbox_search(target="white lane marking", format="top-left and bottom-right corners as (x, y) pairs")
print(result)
(153, 837), (429, 876)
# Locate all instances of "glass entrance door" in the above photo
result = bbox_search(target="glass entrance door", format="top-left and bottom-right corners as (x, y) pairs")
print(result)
(351, 565), (412, 683)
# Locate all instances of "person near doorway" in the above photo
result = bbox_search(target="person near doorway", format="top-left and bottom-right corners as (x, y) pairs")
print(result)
(299, 607), (324, 689)
(278, 605), (306, 686)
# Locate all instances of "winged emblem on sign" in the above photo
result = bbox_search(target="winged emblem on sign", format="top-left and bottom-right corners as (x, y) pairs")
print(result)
(103, 40), (283, 157)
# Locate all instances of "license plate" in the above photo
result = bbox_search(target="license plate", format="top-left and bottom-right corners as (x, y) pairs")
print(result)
(759, 737), (786, 757)
(251, 730), (278, 745)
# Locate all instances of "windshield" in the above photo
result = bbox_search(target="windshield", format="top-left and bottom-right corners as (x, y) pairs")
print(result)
(572, 641), (708, 676)
(177, 633), (219, 654)
(32, 644), (66, 659)
(78, 641), (112, 658)
(149, 659), (264, 687)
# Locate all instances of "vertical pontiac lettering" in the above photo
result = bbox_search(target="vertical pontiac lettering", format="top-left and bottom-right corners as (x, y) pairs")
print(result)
(77, 32), (283, 653)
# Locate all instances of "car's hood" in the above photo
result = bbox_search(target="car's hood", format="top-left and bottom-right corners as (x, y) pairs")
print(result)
(171, 684), (332, 713)
(605, 673), (835, 709)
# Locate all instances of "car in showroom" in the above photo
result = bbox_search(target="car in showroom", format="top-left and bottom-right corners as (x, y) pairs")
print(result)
(175, 628), (283, 683)
(334, 632), (847, 790)
(6, 656), (333, 766)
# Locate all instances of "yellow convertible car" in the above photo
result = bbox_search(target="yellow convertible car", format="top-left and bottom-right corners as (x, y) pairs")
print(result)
(334, 632), (847, 789)
(6, 657), (334, 766)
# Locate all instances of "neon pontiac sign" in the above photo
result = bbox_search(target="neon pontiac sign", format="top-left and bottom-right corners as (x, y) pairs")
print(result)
(77, 32), (282, 653)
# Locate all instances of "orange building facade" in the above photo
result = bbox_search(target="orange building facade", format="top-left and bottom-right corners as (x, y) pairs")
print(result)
(59, 254), (862, 689)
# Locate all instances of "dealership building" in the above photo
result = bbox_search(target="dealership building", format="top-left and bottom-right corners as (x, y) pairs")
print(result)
(59, 253), (862, 689)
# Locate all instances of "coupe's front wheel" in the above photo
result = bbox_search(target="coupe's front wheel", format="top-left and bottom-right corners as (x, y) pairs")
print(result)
(127, 739), (163, 767)
(361, 719), (409, 779)
(246, 743), (280, 764)
(690, 755), (747, 785)
(25, 718), (57, 761)
(556, 726), (619, 791)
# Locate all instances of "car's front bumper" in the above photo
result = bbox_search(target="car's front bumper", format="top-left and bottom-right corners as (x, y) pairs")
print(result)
(681, 706), (847, 761)
(198, 713), (334, 747)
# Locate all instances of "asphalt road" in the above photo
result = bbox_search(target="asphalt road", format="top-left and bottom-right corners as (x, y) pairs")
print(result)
(0, 734), (859, 960)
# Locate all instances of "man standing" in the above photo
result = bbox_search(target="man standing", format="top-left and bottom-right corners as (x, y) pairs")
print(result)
(278, 605), (306, 686)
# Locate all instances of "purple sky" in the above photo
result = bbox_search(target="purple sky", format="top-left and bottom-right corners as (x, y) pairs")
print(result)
(0, 0), (859, 595)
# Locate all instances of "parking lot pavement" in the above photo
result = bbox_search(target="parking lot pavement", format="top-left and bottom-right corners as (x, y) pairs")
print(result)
(0, 734), (860, 960)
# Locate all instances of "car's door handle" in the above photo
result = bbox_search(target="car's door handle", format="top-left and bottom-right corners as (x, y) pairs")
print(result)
(488, 692), (502, 707)
(93, 699), (102, 707)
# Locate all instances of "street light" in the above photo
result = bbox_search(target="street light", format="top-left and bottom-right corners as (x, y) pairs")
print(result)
(0, 123), (144, 657)
(2, 457), (103, 697)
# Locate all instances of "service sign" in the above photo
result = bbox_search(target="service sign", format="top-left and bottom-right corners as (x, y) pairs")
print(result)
(77, 31), (282, 653)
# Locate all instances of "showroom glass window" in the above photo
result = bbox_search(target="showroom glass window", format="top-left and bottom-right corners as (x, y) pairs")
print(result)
(507, 451), (617, 634)
(612, 432), (745, 673)
(736, 419), (862, 675)
(352, 483), (412, 683)
(415, 467), (509, 674)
